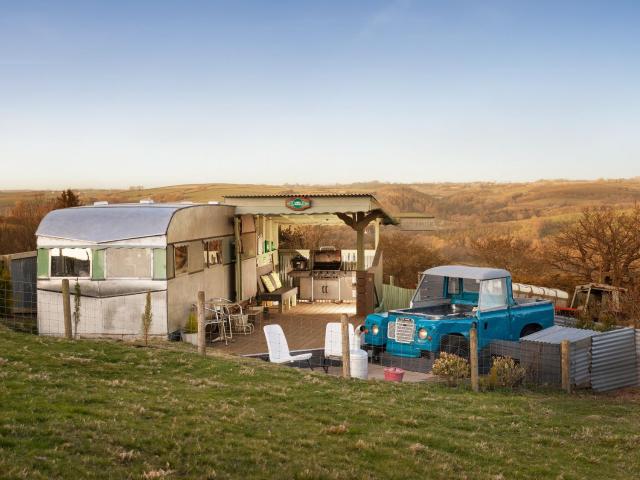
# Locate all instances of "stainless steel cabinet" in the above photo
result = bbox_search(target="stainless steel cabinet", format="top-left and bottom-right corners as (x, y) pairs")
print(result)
(298, 273), (356, 301)
(313, 279), (339, 300)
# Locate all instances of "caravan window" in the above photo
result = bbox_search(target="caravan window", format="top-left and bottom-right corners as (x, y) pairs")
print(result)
(174, 244), (189, 275)
(50, 248), (91, 277)
(203, 239), (222, 267)
(107, 248), (152, 278)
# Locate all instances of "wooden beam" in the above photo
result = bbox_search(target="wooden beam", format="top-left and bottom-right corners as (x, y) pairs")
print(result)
(336, 209), (387, 230)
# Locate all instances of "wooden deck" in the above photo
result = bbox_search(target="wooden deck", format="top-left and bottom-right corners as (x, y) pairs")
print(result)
(214, 302), (358, 355)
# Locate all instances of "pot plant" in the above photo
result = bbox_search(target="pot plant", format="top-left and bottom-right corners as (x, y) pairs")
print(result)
(182, 311), (199, 346)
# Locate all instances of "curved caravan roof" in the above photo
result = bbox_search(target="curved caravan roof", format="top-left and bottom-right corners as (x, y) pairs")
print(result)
(422, 265), (511, 280)
(36, 204), (212, 243)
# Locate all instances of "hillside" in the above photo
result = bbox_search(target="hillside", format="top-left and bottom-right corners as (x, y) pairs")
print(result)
(4, 179), (640, 238)
(1, 328), (639, 479)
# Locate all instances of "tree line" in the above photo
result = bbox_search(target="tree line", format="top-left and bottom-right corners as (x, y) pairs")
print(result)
(0, 190), (81, 254)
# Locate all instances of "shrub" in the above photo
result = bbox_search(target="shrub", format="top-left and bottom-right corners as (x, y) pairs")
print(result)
(432, 352), (470, 386)
(488, 356), (526, 389)
(141, 292), (153, 345)
(73, 281), (81, 339)
(184, 311), (198, 334)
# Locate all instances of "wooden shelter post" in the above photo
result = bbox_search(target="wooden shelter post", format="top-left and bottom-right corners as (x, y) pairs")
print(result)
(374, 218), (380, 250)
(356, 225), (365, 272)
(234, 216), (242, 302)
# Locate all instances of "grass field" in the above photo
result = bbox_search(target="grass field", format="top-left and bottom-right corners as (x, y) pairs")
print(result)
(1, 329), (639, 479)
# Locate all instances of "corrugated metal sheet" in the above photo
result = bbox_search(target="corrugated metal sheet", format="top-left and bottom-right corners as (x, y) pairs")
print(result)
(571, 338), (591, 388)
(591, 328), (638, 392)
(489, 340), (521, 360)
(554, 315), (578, 327)
(521, 325), (599, 344)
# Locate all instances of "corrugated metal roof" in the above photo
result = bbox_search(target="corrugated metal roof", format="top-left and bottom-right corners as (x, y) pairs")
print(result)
(36, 204), (197, 243)
(224, 193), (375, 198)
(521, 325), (600, 344)
(422, 265), (511, 280)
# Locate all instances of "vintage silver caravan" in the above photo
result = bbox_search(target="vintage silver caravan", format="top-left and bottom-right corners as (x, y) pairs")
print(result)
(35, 202), (235, 338)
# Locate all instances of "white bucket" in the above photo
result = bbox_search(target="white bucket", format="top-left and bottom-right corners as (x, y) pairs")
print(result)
(350, 349), (368, 380)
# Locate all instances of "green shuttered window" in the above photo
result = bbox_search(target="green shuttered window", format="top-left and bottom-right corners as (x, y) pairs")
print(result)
(37, 249), (49, 278)
(153, 248), (167, 280)
(92, 249), (105, 280)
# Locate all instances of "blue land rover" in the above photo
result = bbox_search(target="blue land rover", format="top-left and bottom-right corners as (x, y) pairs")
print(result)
(364, 265), (554, 358)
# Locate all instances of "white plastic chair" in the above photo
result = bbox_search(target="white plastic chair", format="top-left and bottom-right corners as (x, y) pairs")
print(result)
(263, 324), (313, 369)
(322, 322), (357, 373)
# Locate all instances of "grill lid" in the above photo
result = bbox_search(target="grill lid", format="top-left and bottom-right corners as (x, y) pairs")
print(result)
(312, 247), (342, 270)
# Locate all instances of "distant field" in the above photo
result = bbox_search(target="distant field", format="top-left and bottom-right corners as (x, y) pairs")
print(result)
(1, 328), (639, 479)
(3, 178), (640, 239)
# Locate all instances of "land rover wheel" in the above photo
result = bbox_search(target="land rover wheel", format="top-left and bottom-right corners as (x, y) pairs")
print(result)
(439, 334), (469, 358)
(520, 324), (542, 338)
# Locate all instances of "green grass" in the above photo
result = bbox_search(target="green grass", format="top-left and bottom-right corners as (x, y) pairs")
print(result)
(1, 329), (639, 479)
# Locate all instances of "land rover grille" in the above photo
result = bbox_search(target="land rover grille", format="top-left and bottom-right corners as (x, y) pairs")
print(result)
(391, 318), (415, 344)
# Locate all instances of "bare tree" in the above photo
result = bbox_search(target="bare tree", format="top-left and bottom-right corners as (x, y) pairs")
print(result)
(0, 189), (82, 254)
(380, 232), (445, 289)
(549, 206), (640, 287)
(0, 196), (56, 253)
(469, 234), (544, 285)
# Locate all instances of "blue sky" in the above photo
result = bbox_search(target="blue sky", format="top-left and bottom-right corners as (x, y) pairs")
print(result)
(1, 0), (639, 189)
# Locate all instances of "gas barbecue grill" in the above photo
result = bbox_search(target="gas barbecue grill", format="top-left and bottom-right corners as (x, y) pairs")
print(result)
(287, 246), (356, 302)
(312, 247), (342, 279)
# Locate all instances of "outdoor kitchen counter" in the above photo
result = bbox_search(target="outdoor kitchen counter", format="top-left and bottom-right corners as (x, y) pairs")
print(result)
(289, 270), (356, 302)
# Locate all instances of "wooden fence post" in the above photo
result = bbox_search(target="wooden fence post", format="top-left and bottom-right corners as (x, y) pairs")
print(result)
(561, 340), (571, 393)
(62, 279), (72, 339)
(341, 314), (351, 378)
(470, 325), (479, 392)
(197, 291), (206, 356)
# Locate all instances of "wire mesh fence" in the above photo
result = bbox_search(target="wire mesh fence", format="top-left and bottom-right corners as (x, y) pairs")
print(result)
(1, 274), (638, 392)
(0, 278), (38, 334)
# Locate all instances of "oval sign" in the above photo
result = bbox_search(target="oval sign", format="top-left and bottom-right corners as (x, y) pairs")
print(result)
(285, 196), (312, 211)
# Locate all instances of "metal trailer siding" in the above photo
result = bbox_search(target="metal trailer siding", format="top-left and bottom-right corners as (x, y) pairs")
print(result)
(591, 328), (638, 392)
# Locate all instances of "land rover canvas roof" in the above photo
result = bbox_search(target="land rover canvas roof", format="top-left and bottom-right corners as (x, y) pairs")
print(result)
(422, 265), (511, 281)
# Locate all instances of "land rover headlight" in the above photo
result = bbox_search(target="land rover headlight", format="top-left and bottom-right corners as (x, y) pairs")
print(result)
(372, 325), (380, 335)
(418, 328), (428, 340)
